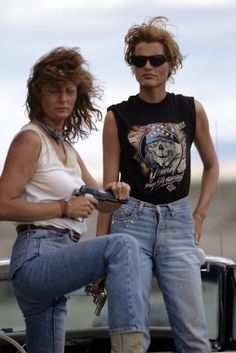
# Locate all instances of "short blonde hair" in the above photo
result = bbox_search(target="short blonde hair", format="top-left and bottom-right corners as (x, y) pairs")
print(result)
(124, 16), (184, 80)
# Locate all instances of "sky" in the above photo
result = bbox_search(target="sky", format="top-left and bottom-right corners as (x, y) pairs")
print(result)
(1, 0), (236, 181)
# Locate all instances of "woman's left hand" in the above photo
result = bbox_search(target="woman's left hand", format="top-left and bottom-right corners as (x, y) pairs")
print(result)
(105, 181), (130, 201)
(96, 182), (130, 213)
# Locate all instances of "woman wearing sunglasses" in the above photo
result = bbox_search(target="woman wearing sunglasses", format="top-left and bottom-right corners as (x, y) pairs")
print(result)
(97, 16), (219, 353)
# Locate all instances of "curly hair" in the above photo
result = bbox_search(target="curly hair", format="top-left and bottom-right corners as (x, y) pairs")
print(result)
(25, 47), (103, 143)
(124, 16), (184, 81)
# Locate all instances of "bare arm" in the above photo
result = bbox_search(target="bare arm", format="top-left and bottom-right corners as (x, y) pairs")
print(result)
(76, 152), (100, 188)
(75, 145), (129, 214)
(96, 111), (121, 235)
(0, 130), (64, 221)
(0, 131), (99, 222)
(193, 100), (219, 244)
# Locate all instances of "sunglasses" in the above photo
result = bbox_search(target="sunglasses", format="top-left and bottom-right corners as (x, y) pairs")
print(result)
(130, 55), (167, 68)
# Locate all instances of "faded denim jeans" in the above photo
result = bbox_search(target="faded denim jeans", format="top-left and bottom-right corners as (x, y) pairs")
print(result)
(10, 229), (144, 353)
(110, 196), (211, 353)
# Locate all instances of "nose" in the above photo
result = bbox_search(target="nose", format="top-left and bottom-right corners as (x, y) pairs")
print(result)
(144, 59), (153, 69)
(58, 90), (67, 101)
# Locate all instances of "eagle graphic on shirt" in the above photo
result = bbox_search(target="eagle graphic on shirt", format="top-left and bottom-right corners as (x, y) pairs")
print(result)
(127, 121), (187, 192)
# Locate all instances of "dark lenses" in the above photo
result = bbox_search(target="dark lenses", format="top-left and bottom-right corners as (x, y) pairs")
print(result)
(131, 55), (167, 68)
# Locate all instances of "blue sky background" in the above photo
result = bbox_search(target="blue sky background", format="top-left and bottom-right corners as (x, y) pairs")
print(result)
(1, 0), (235, 180)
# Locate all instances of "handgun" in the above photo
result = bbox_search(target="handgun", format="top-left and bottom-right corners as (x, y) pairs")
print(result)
(72, 185), (128, 204)
(85, 282), (107, 316)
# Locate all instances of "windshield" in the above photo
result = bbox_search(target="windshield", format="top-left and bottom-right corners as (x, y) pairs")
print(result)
(201, 268), (221, 340)
(232, 269), (236, 342)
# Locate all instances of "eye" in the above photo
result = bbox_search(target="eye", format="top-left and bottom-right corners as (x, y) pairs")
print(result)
(66, 87), (77, 95)
(48, 87), (60, 94)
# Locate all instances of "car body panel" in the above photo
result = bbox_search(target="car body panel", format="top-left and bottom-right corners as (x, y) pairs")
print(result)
(0, 256), (236, 352)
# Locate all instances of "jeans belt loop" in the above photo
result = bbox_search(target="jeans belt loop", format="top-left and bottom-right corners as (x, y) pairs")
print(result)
(68, 229), (81, 242)
(138, 201), (144, 212)
(168, 205), (173, 216)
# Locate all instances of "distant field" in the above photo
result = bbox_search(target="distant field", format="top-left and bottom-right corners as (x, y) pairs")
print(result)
(189, 180), (236, 262)
(0, 181), (235, 262)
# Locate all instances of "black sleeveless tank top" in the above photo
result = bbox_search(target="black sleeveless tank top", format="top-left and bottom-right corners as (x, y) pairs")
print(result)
(108, 93), (196, 204)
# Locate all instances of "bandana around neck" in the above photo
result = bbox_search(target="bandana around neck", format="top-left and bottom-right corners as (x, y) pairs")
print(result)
(36, 119), (64, 144)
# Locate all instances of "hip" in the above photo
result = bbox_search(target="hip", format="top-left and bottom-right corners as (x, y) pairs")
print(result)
(10, 227), (79, 280)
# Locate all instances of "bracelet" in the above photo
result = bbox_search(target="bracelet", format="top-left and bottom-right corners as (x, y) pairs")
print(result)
(59, 200), (69, 218)
(192, 213), (204, 224)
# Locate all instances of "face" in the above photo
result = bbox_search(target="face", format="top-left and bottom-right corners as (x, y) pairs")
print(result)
(133, 42), (171, 90)
(40, 81), (77, 127)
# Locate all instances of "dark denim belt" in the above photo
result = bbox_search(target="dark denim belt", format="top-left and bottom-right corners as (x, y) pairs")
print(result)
(16, 224), (81, 242)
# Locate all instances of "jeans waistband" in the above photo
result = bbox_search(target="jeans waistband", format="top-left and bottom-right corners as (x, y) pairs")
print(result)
(129, 196), (189, 212)
(16, 224), (81, 241)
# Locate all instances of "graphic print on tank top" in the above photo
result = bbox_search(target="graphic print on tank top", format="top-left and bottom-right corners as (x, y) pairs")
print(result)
(128, 121), (187, 192)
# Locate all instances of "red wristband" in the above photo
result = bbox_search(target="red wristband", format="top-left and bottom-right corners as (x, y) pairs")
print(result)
(59, 200), (69, 218)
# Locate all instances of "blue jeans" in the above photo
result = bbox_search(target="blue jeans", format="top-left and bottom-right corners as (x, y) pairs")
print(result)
(110, 196), (211, 353)
(10, 229), (144, 353)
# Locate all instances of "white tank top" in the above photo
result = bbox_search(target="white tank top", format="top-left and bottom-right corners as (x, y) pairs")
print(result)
(16, 123), (87, 235)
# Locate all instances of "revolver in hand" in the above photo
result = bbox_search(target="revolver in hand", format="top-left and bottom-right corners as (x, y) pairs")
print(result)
(85, 281), (107, 316)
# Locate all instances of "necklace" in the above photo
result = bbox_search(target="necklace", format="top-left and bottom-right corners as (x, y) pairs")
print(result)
(36, 120), (64, 144)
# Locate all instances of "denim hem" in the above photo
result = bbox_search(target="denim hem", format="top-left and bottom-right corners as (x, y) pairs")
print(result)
(109, 327), (144, 335)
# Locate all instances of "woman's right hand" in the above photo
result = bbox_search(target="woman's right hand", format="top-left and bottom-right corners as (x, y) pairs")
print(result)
(68, 195), (99, 219)
(90, 278), (105, 294)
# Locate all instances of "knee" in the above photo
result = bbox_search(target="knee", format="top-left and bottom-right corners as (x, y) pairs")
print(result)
(107, 233), (139, 257)
(111, 233), (138, 247)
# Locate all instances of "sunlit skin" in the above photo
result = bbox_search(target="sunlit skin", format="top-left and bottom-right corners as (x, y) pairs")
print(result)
(97, 41), (219, 246)
(0, 80), (130, 222)
(133, 42), (172, 103)
(39, 82), (77, 131)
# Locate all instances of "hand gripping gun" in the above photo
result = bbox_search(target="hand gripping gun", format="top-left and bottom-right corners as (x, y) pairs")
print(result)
(72, 185), (128, 204)
(85, 280), (107, 316)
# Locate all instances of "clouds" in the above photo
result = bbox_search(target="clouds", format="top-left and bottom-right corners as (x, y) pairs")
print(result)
(0, 0), (236, 178)
(154, 0), (235, 7)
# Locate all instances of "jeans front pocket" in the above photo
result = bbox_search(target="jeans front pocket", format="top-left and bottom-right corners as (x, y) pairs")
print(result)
(111, 201), (140, 230)
(10, 232), (30, 279)
(32, 230), (71, 256)
(170, 200), (193, 224)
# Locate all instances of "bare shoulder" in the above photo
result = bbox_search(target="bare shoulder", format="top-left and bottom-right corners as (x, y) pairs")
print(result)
(194, 99), (207, 117)
(194, 99), (209, 131)
(12, 129), (42, 146)
(0, 129), (42, 188)
(103, 110), (117, 135)
(194, 98), (204, 111)
(105, 109), (115, 119)
(104, 110), (116, 126)
(6, 129), (42, 162)
(193, 99), (218, 165)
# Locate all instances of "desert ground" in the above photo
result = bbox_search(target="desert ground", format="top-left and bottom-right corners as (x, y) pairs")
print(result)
(0, 181), (235, 262)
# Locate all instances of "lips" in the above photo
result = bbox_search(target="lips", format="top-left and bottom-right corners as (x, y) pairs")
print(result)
(142, 74), (155, 79)
(55, 107), (68, 111)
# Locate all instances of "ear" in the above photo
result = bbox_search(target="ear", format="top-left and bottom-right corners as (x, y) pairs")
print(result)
(167, 62), (174, 78)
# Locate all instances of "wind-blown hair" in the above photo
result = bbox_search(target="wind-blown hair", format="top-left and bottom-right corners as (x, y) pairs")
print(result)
(124, 16), (184, 81)
(25, 47), (103, 143)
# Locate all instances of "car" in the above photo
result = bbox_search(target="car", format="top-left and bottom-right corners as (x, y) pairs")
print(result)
(0, 255), (236, 352)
